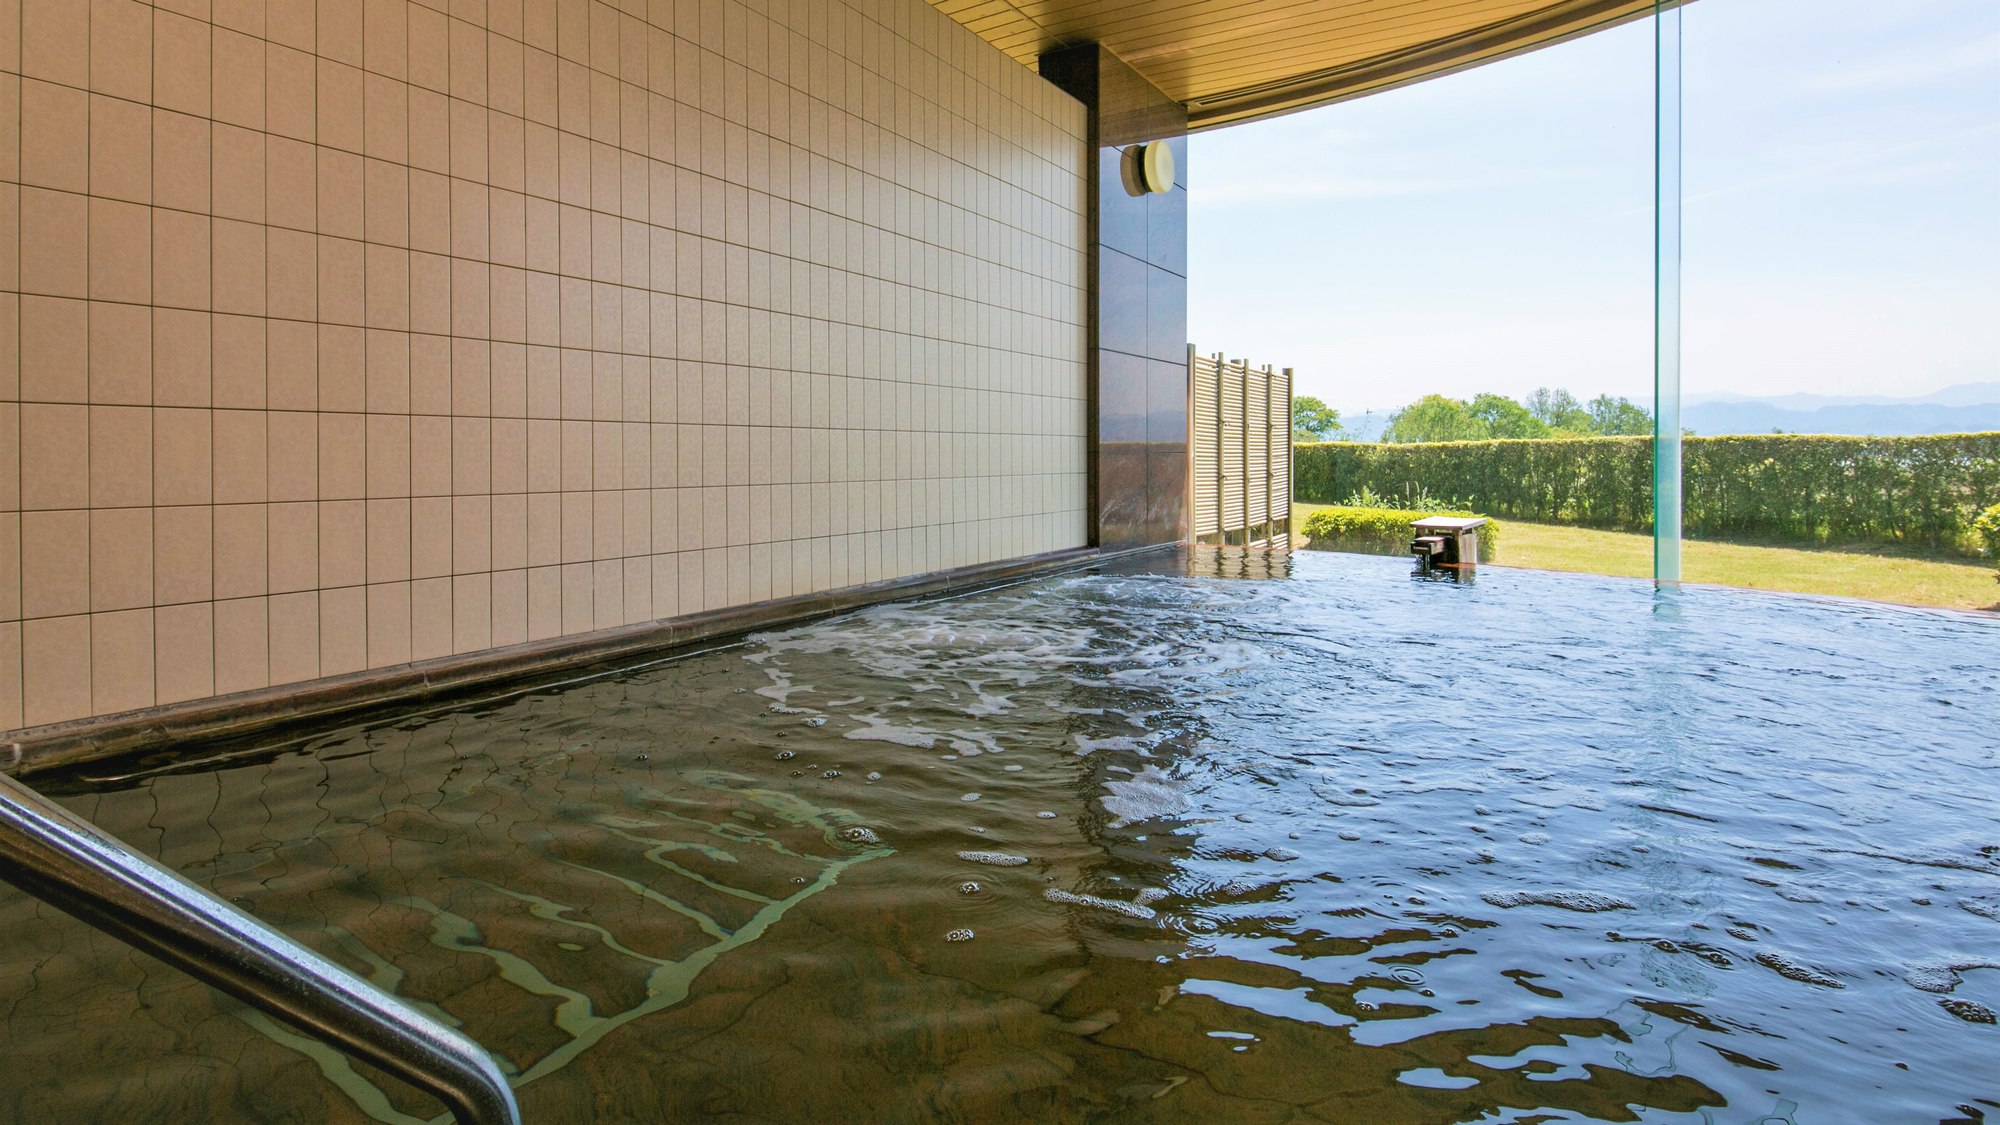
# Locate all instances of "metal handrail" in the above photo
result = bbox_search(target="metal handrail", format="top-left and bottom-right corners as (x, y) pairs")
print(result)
(0, 770), (521, 1125)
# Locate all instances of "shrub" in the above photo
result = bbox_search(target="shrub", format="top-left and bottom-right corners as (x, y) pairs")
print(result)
(1300, 506), (1501, 560)
(1974, 503), (2000, 567)
(1295, 433), (2000, 552)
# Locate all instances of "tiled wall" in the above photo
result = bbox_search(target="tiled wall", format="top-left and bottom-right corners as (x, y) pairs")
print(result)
(0, 0), (1090, 731)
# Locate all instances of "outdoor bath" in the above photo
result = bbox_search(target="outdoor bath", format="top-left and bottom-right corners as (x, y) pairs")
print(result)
(0, 550), (1994, 1123)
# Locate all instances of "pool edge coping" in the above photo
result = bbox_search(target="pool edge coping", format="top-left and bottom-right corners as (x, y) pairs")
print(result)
(4, 544), (1177, 779)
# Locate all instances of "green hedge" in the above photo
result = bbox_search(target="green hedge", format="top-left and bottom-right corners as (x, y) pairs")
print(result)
(1299, 506), (1501, 560)
(1296, 433), (2000, 550)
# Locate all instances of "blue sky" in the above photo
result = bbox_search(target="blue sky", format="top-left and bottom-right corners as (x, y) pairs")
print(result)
(1188, 0), (2000, 417)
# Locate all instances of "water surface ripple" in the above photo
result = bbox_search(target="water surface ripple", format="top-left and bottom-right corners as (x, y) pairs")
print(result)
(1, 550), (1996, 1122)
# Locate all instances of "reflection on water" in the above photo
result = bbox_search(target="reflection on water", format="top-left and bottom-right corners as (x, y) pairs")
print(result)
(2, 550), (1997, 1122)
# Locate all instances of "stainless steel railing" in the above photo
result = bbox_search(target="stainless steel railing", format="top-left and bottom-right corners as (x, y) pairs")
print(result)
(0, 770), (521, 1125)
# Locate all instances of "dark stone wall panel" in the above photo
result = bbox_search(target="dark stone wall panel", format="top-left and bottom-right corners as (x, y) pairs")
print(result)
(1041, 43), (1190, 550)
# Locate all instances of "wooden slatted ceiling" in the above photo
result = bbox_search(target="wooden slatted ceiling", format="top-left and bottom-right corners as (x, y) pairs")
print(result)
(927, 0), (1663, 130)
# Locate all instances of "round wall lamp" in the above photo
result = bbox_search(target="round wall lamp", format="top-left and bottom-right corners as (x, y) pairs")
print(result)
(1122, 140), (1176, 196)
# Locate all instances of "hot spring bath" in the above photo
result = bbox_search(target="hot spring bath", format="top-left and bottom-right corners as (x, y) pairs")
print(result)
(1, 550), (1995, 1122)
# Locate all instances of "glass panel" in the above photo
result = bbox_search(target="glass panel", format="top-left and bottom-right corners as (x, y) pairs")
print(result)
(1654, 1), (1683, 585)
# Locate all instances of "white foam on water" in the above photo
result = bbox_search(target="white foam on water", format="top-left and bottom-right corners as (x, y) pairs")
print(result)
(1101, 766), (1191, 829)
(843, 717), (941, 748)
(958, 851), (1029, 867)
(1074, 735), (1145, 757)
(1482, 890), (1635, 913)
(1044, 888), (1158, 921)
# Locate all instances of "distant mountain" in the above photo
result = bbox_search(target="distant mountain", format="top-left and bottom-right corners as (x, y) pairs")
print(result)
(1683, 382), (2000, 436)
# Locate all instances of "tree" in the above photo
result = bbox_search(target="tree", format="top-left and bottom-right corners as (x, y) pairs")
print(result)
(1382, 395), (1490, 443)
(1291, 395), (1343, 443)
(1469, 393), (1551, 439)
(1525, 387), (1592, 434)
(1586, 394), (1652, 436)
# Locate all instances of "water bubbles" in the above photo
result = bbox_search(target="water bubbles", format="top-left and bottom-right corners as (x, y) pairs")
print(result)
(1390, 966), (1426, 985)
(1037, 811), (1058, 819)
(958, 882), (982, 895)
(842, 827), (882, 846)
(944, 928), (975, 942)
(792, 876), (809, 885)
(1045, 888), (1157, 920)
(866, 771), (882, 782)
(822, 769), (841, 779)
(803, 717), (827, 727)
(960, 793), (981, 802)
(1003, 764), (1024, 772)
(774, 750), (795, 761)
(1263, 847), (1301, 862)
(634, 753), (649, 762)
(1482, 890), (1635, 914)
(957, 850), (1029, 867)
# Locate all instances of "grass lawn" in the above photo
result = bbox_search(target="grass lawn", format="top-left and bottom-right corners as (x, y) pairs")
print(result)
(1294, 503), (2000, 613)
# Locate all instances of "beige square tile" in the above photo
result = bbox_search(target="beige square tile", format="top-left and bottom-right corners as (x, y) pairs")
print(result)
(411, 495), (450, 578)
(87, 301), (150, 405)
(362, 158), (409, 247)
(363, 243), (410, 330)
(491, 491), (527, 570)
(267, 413), (319, 502)
(316, 148), (363, 239)
(366, 497), (411, 582)
(448, 98), (487, 183)
(21, 0), (88, 87)
(211, 27), (265, 131)
(152, 407), (213, 506)
(526, 491), (558, 566)
(362, 70), (409, 162)
(451, 494), (490, 574)
(153, 10), (212, 118)
(212, 220), (268, 317)
(319, 411), (366, 499)
(452, 572), (491, 654)
(409, 252), (451, 333)
(211, 314), (267, 409)
(211, 123), (266, 224)
(0, 513), (18, 621)
(268, 320), (319, 412)
(85, 199), (152, 304)
(408, 3), (448, 91)
(89, 406), (152, 508)
(318, 322), (365, 411)
(89, 507), (151, 612)
(409, 414), (450, 496)
(0, 623), (23, 730)
(212, 0), (261, 37)
(267, 44), (317, 143)
(21, 510), (89, 619)
(526, 564), (560, 639)
(152, 307), (210, 406)
(317, 59), (364, 154)
(213, 595), (269, 694)
(409, 333), (451, 414)
(490, 567), (526, 647)
(154, 600), (214, 704)
(365, 328), (409, 413)
(20, 187), (87, 299)
(152, 209), (213, 311)
(365, 580), (411, 667)
(268, 0), (315, 54)
(318, 498), (366, 588)
(362, 0), (407, 80)
(213, 502), (268, 598)
(267, 227), (319, 322)
(317, 0), (362, 66)
(410, 575), (451, 660)
(20, 79), (87, 193)
(318, 235), (365, 325)
(22, 614), (91, 725)
(21, 403), (87, 510)
(20, 296), (89, 402)
(268, 590), (320, 686)
(560, 560), (592, 633)
(213, 409), (269, 504)
(263, 500), (316, 594)
(407, 88), (450, 176)
(318, 584), (366, 675)
(151, 110), (210, 214)
(87, 94), (151, 205)
(364, 413), (410, 498)
(152, 505), (211, 605)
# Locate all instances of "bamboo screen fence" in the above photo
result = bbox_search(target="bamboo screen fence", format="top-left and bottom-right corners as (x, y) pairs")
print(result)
(1189, 348), (1292, 548)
